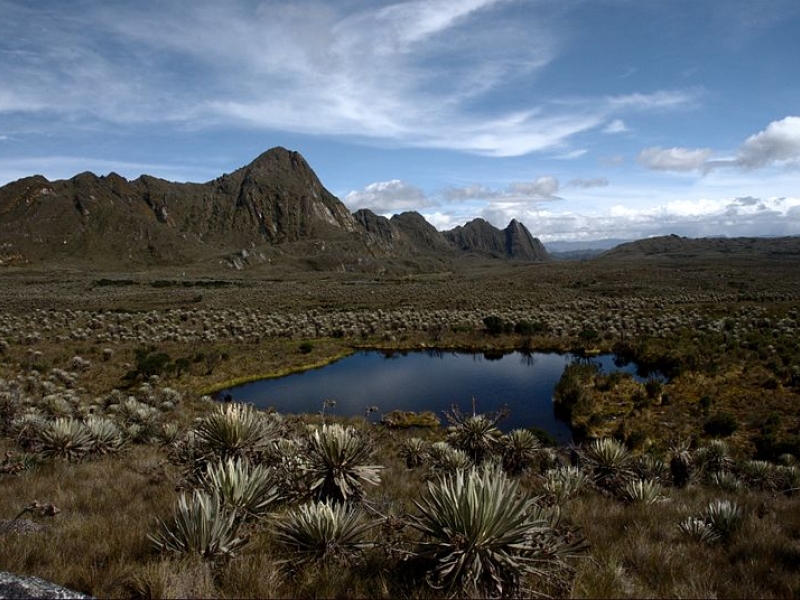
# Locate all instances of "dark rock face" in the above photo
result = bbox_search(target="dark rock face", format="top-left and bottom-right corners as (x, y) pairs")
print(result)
(504, 219), (549, 261)
(444, 218), (549, 261)
(0, 147), (549, 271)
(390, 212), (454, 255)
(0, 571), (92, 599)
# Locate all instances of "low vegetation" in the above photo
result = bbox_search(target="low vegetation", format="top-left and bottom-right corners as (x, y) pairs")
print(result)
(1, 256), (800, 597)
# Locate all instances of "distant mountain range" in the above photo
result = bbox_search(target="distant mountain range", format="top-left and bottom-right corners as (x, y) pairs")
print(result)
(1, 147), (798, 273)
(0, 147), (548, 272)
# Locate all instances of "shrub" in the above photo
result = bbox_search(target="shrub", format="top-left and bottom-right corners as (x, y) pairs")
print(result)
(678, 517), (720, 544)
(425, 442), (472, 473)
(703, 499), (743, 542)
(409, 463), (584, 598)
(128, 347), (173, 380)
(149, 490), (247, 559)
(704, 411), (738, 437)
(514, 320), (549, 336)
(483, 315), (512, 335)
(553, 363), (599, 420)
(695, 439), (734, 478)
(669, 441), (693, 488)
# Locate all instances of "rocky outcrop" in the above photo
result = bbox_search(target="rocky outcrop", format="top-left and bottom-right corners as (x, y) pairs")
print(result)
(0, 571), (92, 599)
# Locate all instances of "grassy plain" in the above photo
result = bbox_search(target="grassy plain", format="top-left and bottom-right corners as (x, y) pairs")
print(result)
(1, 253), (800, 597)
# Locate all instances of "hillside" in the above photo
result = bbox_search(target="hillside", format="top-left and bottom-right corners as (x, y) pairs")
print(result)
(599, 234), (800, 261)
(0, 148), (550, 272)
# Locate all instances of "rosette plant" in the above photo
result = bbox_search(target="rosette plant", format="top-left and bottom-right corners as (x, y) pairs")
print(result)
(303, 423), (383, 502)
(410, 463), (584, 598)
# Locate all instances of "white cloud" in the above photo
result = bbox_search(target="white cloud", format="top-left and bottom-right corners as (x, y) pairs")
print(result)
(637, 146), (714, 172)
(0, 1), (700, 158)
(344, 179), (433, 214)
(599, 155), (625, 167)
(475, 196), (800, 242)
(444, 177), (562, 202)
(508, 177), (560, 199)
(605, 90), (700, 111)
(637, 116), (800, 174)
(603, 119), (628, 134)
(567, 177), (609, 189)
(736, 116), (800, 169)
(552, 149), (588, 160)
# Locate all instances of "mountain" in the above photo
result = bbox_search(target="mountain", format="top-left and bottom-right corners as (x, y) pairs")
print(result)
(444, 218), (549, 261)
(598, 234), (800, 260)
(0, 147), (550, 271)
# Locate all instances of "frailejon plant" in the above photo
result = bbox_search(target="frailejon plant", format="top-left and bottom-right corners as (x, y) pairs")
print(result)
(265, 437), (309, 502)
(703, 499), (743, 542)
(409, 463), (584, 598)
(85, 416), (126, 455)
(694, 440), (734, 480)
(542, 466), (592, 504)
(200, 457), (280, 522)
(273, 500), (376, 566)
(194, 403), (272, 461)
(444, 404), (505, 465)
(678, 517), (721, 544)
(425, 441), (472, 473)
(500, 429), (542, 476)
(303, 423), (383, 503)
(580, 437), (634, 492)
(622, 478), (665, 504)
(36, 417), (93, 461)
(149, 490), (247, 559)
(399, 437), (427, 469)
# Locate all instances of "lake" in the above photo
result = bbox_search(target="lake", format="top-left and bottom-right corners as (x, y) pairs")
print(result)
(217, 349), (653, 444)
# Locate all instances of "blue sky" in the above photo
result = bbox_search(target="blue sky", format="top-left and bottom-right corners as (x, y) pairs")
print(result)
(1, 0), (799, 243)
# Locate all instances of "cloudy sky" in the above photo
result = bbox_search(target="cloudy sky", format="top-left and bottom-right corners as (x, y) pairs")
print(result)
(1, 0), (799, 243)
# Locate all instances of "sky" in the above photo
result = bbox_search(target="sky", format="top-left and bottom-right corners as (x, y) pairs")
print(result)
(1, 0), (799, 244)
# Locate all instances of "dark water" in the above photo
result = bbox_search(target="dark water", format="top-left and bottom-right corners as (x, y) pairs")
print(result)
(217, 350), (653, 444)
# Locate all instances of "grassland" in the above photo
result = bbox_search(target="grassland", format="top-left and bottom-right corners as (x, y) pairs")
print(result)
(1, 253), (799, 598)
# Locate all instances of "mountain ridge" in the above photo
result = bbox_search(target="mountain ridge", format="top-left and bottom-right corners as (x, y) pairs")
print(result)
(0, 147), (550, 271)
